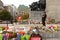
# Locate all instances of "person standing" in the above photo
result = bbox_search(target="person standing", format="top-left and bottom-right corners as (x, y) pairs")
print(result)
(0, 33), (3, 40)
(42, 13), (47, 27)
(17, 33), (21, 40)
(3, 33), (7, 40)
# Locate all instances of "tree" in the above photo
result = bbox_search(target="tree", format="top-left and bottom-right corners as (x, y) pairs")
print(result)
(29, 0), (46, 11)
(22, 13), (29, 20)
(0, 9), (13, 26)
(0, 9), (13, 21)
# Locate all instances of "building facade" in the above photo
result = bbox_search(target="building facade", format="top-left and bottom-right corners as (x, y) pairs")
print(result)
(0, 0), (4, 12)
(0, 0), (3, 7)
(18, 5), (30, 16)
(4, 5), (17, 21)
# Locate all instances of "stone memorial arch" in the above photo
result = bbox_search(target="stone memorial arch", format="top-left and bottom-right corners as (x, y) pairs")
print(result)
(46, 0), (60, 22)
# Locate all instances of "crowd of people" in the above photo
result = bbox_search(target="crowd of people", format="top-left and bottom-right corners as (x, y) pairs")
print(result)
(0, 26), (42, 40)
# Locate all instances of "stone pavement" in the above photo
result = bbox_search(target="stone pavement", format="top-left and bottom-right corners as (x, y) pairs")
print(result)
(43, 38), (60, 40)
(40, 32), (60, 40)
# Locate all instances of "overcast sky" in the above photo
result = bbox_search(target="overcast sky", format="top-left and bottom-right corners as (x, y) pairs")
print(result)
(1, 0), (39, 8)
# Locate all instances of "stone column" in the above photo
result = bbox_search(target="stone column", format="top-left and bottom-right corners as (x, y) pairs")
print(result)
(46, 0), (60, 22)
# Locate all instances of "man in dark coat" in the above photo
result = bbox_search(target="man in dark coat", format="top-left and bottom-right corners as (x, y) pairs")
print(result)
(42, 13), (47, 26)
